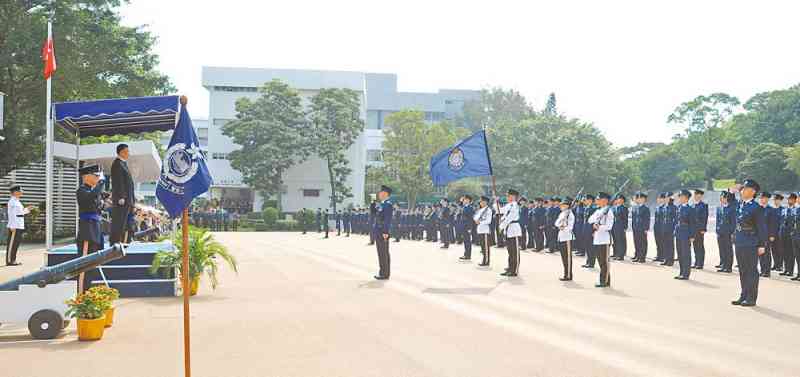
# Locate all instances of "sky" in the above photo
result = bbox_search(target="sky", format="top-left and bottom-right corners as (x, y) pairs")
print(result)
(119, 0), (800, 147)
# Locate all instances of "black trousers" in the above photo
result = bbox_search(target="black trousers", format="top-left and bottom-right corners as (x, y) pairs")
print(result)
(718, 233), (734, 270)
(526, 227), (535, 248)
(654, 229), (663, 260)
(759, 238), (776, 275)
(479, 233), (491, 265)
(441, 224), (450, 247)
(692, 233), (706, 267)
(596, 244), (610, 286)
(77, 240), (102, 292)
(462, 230), (472, 258)
(533, 227), (545, 251)
(376, 235), (391, 278)
(612, 230), (627, 259)
(5, 228), (23, 265)
(785, 236), (799, 275)
(519, 226), (527, 250)
(506, 236), (520, 274)
(585, 232), (596, 267)
(111, 206), (131, 244)
(662, 234), (675, 263)
(559, 240), (573, 279)
(677, 235), (692, 278)
(633, 230), (647, 260)
(735, 244), (759, 303)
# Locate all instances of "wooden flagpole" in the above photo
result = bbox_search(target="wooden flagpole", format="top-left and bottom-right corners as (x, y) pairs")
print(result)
(179, 95), (191, 377)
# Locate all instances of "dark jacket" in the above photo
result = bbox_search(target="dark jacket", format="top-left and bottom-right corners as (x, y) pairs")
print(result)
(111, 158), (135, 207)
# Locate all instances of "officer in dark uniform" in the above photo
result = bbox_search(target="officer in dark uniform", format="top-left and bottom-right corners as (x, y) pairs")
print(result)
(374, 185), (394, 280)
(546, 197), (561, 253)
(110, 143), (135, 244)
(440, 199), (451, 249)
(368, 201), (377, 245)
(691, 189), (709, 269)
(392, 204), (401, 242)
(532, 197), (546, 252)
(573, 197), (586, 256)
(769, 194), (785, 273)
(759, 192), (778, 277)
(76, 165), (106, 292)
(791, 194), (800, 281)
(654, 193), (665, 262)
(631, 192), (650, 263)
(344, 209), (352, 237)
(661, 193), (677, 266)
(716, 192), (737, 273)
(780, 194), (797, 276)
(611, 194), (629, 261)
(315, 209), (322, 233)
(674, 190), (696, 280)
(459, 195), (475, 261)
(518, 197), (529, 250)
(732, 179), (768, 306)
(324, 209), (330, 239)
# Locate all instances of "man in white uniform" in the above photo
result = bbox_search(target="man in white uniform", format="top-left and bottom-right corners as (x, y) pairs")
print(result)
(6, 185), (33, 266)
(499, 189), (522, 277)
(474, 196), (494, 267)
(556, 197), (576, 281)
(588, 192), (615, 287)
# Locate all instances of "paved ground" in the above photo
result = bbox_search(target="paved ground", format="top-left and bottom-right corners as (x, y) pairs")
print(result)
(1, 232), (799, 377)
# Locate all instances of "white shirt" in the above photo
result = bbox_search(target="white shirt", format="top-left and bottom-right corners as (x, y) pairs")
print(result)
(498, 201), (522, 238)
(556, 210), (575, 241)
(474, 206), (493, 234)
(6, 197), (30, 230)
(588, 205), (614, 245)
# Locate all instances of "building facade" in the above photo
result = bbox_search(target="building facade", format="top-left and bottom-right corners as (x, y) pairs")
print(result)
(202, 67), (478, 213)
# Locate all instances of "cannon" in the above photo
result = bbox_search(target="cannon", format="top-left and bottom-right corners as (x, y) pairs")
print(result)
(131, 227), (159, 242)
(0, 244), (125, 339)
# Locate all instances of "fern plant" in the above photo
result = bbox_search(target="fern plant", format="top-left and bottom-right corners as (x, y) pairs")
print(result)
(150, 226), (238, 290)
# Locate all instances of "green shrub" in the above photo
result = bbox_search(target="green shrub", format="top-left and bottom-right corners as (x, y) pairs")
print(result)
(262, 207), (279, 226)
(246, 212), (262, 220)
(255, 224), (269, 232)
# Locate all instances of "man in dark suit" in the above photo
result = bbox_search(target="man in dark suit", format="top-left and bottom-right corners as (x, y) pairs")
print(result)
(110, 144), (135, 244)
(374, 185), (394, 280)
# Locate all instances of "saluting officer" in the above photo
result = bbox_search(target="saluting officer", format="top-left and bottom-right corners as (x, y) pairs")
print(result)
(373, 185), (394, 280)
(459, 195), (475, 261)
(556, 197), (575, 281)
(76, 165), (106, 292)
(674, 190), (696, 280)
(631, 192), (650, 263)
(5, 185), (34, 266)
(474, 196), (493, 267)
(716, 192), (737, 273)
(499, 189), (522, 277)
(732, 179), (768, 306)
(691, 189), (709, 269)
(588, 192), (614, 287)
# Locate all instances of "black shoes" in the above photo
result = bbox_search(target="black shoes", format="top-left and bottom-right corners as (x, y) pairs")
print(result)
(731, 299), (743, 306)
(791, 276), (800, 281)
(691, 266), (704, 270)
(674, 276), (688, 280)
(559, 277), (572, 281)
(741, 301), (756, 307)
(717, 268), (732, 273)
(500, 271), (518, 277)
(373, 275), (389, 280)
(477, 263), (490, 267)
(459, 256), (471, 261)
(595, 283), (609, 288)
(6, 262), (21, 266)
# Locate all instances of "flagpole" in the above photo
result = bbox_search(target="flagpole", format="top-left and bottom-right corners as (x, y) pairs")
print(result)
(45, 20), (53, 250)
(179, 95), (192, 377)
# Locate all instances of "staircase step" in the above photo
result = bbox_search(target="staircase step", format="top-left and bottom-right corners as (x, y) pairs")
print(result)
(91, 279), (176, 298)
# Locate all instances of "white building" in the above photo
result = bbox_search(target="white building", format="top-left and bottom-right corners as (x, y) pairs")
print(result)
(202, 67), (479, 213)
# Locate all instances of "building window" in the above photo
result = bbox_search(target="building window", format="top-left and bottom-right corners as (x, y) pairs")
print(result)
(213, 118), (233, 127)
(213, 86), (258, 93)
(197, 128), (209, 146)
(212, 152), (229, 160)
(366, 149), (383, 162)
(303, 189), (320, 197)
(424, 112), (444, 122)
(367, 110), (380, 130)
(379, 110), (395, 129)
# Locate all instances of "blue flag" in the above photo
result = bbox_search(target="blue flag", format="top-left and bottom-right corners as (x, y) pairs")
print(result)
(156, 105), (213, 218)
(430, 130), (493, 186)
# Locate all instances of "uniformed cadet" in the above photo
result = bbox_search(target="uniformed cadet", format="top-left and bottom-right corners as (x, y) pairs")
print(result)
(674, 190), (696, 280)
(5, 185), (33, 266)
(546, 197), (561, 252)
(631, 192), (650, 263)
(556, 197), (575, 281)
(454, 201), (464, 245)
(525, 200), (537, 249)
(691, 189), (709, 269)
(440, 199), (451, 249)
(316, 209), (322, 233)
(611, 194), (629, 261)
(770, 194), (785, 273)
(474, 196), (493, 266)
(368, 202), (377, 245)
(573, 197), (587, 257)
(780, 193), (797, 276)
(532, 197), (547, 252)
(456, 196), (474, 261)
(345, 209), (352, 237)
(299, 208), (308, 234)
(324, 209), (330, 239)
(373, 185), (394, 280)
(653, 194), (665, 262)
(588, 192), (614, 287)
(791, 195), (800, 281)
(661, 193), (677, 266)
(335, 210), (342, 236)
(716, 192), (737, 273)
(581, 195), (598, 268)
(499, 189), (522, 277)
(732, 179), (768, 307)
(758, 191), (777, 277)
(518, 197), (529, 250)
(76, 165), (106, 292)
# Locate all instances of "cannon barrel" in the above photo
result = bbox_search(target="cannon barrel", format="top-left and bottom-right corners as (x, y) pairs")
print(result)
(0, 244), (126, 291)
(132, 227), (159, 240)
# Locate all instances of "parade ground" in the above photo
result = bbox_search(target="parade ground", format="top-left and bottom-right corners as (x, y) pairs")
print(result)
(2, 232), (800, 377)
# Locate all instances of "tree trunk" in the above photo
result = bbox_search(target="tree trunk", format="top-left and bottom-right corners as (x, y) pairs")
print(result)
(706, 178), (714, 191)
(327, 159), (337, 214)
(409, 191), (417, 210)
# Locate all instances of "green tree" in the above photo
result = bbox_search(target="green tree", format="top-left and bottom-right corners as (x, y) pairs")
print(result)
(667, 93), (741, 189)
(370, 110), (466, 209)
(0, 1), (174, 176)
(737, 143), (797, 190)
(460, 87), (534, 132)
(729, 85), (800, 146)
(544, 92), (557, 115)
(447, 177), (484, 199)
(308, 88), (364, 213)
(636, 145), (698, 190)
(222, 80), (311, 206)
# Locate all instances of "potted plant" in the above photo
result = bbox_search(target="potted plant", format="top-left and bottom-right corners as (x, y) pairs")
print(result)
(150, 226), (238, 296)
(88, 286), (120, 328)
(65, 290), (110, 341)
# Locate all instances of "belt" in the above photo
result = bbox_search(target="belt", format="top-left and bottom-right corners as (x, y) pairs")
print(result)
(736, 225), (755, 233)
(79, 212), (101, 222)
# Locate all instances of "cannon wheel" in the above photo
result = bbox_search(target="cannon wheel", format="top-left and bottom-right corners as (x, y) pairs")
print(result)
(28, 310), (64, 340)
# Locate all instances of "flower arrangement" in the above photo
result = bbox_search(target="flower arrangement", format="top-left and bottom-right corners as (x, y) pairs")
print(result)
(65, 290), (111, 320)
(88, 285), (119, 303)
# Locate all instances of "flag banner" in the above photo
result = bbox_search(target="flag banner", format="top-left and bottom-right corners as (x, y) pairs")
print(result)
(429, 130), (493, 186)
(156, 104), (213, 218)
(42, 34), (56, 79)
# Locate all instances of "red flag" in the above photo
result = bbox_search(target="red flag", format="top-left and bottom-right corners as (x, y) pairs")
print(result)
(42, 36), (56, 79)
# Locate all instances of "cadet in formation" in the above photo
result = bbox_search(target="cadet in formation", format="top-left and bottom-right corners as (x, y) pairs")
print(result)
(631, 192), (650, 263)
(459, 195), (475, 261)
(373, 185), (394, 280)
(474, 196), (493, 267)
(555, 197), (575, 281)
(499, 189), (522, 277)
(5, 185), (34, 266)
(588, 192), (614, 287)
(732, 179), (768, 307)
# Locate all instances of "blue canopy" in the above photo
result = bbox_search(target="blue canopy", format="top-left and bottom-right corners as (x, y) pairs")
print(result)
(54, 95), (180, 137)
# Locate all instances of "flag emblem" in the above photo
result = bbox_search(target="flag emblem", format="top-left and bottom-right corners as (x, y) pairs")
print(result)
(448, 147), (465, 171)
(165, 143), (202, 184)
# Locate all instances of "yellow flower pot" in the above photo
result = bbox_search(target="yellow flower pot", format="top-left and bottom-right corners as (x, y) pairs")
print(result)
(77, 316), (106, 341)
(190, 277), (200, 296)
(104, 308), (115, 328)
